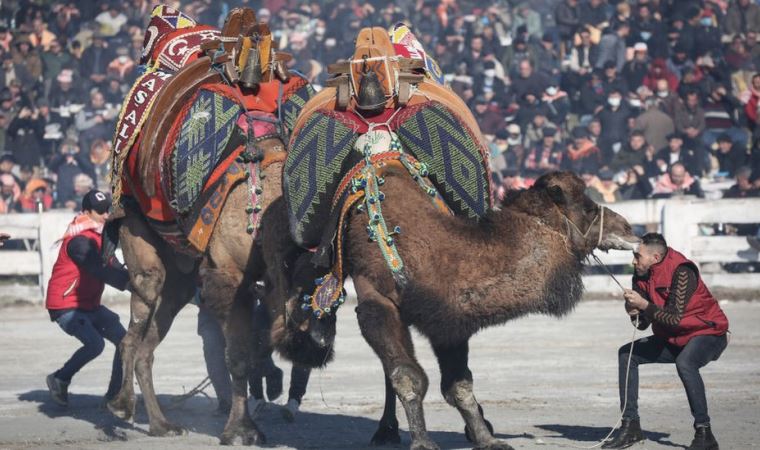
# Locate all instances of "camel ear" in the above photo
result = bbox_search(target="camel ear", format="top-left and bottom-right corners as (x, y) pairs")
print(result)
(547, 185), (565, 205)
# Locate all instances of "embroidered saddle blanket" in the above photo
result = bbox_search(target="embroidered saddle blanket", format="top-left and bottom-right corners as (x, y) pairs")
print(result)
(111, 5), (315, 255)
(284, 26), (492, 250)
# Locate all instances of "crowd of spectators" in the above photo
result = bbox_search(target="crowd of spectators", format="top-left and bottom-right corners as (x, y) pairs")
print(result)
(2, 0), (760, 218)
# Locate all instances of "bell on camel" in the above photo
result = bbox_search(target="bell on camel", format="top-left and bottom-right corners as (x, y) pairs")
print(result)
(356, 69), (386, 117)
(240, 47), (262, 90)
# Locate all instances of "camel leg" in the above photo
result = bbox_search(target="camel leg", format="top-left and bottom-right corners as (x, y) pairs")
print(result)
(133, 282), (192, 436)
(354, 275), (437, 450)
(432, 341), (513, 450)
(204, 270), (265, 446)
(107, 213), (166, 424)
(370, 374), (401, 445)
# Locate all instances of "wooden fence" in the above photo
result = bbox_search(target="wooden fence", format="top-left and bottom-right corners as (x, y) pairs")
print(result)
(1, 199), (759, 301)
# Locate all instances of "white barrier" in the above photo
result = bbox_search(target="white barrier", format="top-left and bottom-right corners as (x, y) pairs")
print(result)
(587, 197), (760, 293)
(1, 198), (759, 301)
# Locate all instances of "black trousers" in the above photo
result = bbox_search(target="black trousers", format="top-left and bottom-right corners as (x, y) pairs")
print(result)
(618, 333), (727, 426)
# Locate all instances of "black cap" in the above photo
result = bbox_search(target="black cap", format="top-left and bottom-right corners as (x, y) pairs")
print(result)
(603, 60), (617, 70)
(598, 168), (614, 181)
(82, 189), (111, 214)
(543, 127), (557, 137)
(0, 153), (14, 163)
(495, 128), (509, 140)
(716, 133), (732, 143)
(666, 132), (683, 141)
(572, 126), (589, 139)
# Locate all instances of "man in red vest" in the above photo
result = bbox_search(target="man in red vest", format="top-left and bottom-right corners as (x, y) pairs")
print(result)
(603, 233), (729, 450)
(45, 190), (131, 407)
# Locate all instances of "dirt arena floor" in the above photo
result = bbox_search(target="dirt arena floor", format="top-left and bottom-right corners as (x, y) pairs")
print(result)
(0, 297), (757, 450)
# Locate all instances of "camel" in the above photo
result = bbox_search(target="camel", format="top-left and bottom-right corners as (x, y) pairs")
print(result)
(278, 170), (637, 450)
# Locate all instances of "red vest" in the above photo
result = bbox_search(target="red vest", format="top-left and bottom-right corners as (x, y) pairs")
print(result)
(635, 248), (729, 347)
(45, 228), (105, 311)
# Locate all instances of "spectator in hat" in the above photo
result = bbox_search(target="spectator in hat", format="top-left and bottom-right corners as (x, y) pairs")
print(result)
(0, 173), (21, 213)
(586, 167), (622, 203)
(596, 22), (629, 72)
(471, 96), (503, 138)
(655, 133), (703, 178)
(523, 127), (563, 179)
(1, 52), (34, 93)
(622, 43), (650, 89)
(578, 0), (608, 29)
(19, 177), (53, 212)
(12, 34), (42, 81)
(473, 61), (507, 105)
(49, 139), (95, 209)
(723, 0), (760, 36)
(634, 97), (675, 153)
(713, 133), (748, 178)
(555, 0), (581, 52)
(534, 32), (561, 82)
(523, 105), (559, 150)
(667, 44), (697, 82)
(724, 166), (759, 198)
(565, 126), (602, 174)
(602, 59), (629, 96)
(652, 161), (704, 198)
(80, 32), (112, 89)
(596, 88), (632, 163)
(45, 189), (130, 408)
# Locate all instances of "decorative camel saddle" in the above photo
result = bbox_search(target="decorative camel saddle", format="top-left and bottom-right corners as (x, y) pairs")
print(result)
(110, 5), (314, 256)
(283, 24), (493, 317)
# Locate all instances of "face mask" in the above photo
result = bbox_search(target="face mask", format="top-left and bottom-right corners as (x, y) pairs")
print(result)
(325, 38), (336, 48)
(315, 26), (326, 35)
(484, 69), (496, 78)
(118, 55), (129, 63)
(608, 97), (621, 107)
(507, 136), (521, 146)
(546, 86), (558, 96)
(657, 90), (668, 98)
(700, 18), (712, 27)
(629, 98), (641, 108)
(640, 31), (652, 41)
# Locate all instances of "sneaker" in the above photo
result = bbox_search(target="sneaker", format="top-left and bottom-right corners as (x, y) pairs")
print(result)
(46, 373), (69, 407)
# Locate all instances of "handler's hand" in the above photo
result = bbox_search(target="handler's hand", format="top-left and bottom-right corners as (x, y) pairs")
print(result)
(623, 289), (648, 310)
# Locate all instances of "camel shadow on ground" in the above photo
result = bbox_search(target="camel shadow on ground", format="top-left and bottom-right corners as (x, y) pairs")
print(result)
(536, 424), (687, 449)
(18, 389), (525, 449)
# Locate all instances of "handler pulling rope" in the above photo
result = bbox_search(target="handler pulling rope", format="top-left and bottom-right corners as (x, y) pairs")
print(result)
(547, 253), (639, 449)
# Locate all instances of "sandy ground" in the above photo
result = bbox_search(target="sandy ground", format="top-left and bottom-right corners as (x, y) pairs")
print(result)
(0, 298), (757, 450)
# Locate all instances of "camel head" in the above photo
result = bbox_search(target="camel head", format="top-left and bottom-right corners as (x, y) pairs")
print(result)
(269, 251), (336, 368)
(533, 172), (640, 254)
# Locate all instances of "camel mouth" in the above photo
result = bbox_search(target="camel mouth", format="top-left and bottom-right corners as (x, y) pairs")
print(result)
(598, 234), (641, 251)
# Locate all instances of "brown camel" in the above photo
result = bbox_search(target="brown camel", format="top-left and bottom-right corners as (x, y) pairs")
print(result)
(317, 170), (638, 450)
(106, 141), (309, 444)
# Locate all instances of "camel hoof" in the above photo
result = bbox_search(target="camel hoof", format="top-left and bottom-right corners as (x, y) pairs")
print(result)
(106, 395), (135, 422)
(280, 399), (299, 423)
(220, 427), (266, 446)
(148, 421), (187, 437)
(473, 440), (514, 450)
(465, 420), (494, 443)
(370, 422), (401, 446)
(410, 437), (440, 450)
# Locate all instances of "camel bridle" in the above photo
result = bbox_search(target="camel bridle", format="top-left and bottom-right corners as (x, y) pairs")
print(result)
(562, 204), (606, 249)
